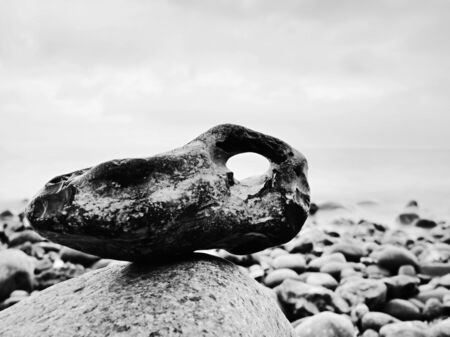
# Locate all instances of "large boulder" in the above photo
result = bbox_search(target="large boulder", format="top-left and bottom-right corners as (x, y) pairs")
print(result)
(25, 124), (310, 261)
(0, 253), (295, 337)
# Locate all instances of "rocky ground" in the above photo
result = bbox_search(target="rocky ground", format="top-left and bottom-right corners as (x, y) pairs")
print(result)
(1, 200), (450, 337)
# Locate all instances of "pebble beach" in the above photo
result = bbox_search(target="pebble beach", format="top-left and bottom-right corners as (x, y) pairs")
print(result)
(1, 198), (450, 336)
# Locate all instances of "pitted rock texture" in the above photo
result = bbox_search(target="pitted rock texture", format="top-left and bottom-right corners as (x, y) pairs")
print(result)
(25, 124), (310, 260)
(0, 253), (295, 337)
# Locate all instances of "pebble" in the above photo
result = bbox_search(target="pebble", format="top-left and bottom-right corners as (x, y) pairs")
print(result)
(376, 245), (419, 273)
(335, 278), (387, 310)
(326, 242), (367, 262)
(383, 299), (422, 321)
(415, 219), (437, 228)
(379, 321), (428, 337)
(272, 253), (306, 273)
(294, 312), (356, 337)
(361, 312), (399, 332)
(264, 268), (298, 288)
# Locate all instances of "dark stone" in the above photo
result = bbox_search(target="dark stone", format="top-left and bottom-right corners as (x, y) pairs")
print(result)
(327, 242), (367, 262)
(309, 202), (318, 215)
(294, 312), (356, 337)
(25, 124), (310, 261)
(0, 210), (13, 218)
(383, 275), (420, 299)
(397, 213), (420, 225)
(0, 253), (295, 337)
(415, 219), (437, 229)
(406, 200), (419, 208)
(383, 299), (422, 321)
(376, 246), (419, 274)
(361, 312), (399, 332)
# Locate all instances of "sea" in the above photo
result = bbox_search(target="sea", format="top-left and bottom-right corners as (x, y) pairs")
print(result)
(1, 148), (450, 224)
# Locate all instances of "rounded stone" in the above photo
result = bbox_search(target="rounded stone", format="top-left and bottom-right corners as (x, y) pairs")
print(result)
(383, 299), (422, 321)
(379, 321), (428, 337)
(335, 278), (387, 310)
(294, 312), (356, 337)
(272, 253), (306, 273)
(376, 246), (419, 274)
(361, 312), (399, 332)
(327, 242), (367, 262)
(264, 268), (299, 288)
(0, 253), (295, 337)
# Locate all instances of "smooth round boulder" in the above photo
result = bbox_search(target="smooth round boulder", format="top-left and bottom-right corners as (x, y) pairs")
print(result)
(0, 253), (294, 337)
(294, 312), (356, 337)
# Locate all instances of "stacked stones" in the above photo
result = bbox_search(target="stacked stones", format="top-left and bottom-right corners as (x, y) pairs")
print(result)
(0, 125), (310, 337)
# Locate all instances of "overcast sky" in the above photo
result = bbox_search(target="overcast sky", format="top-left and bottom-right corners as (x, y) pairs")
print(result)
(1, 0), (449, 199)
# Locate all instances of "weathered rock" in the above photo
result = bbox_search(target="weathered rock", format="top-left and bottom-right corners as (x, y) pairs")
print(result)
(275, 279), (349, 321)
(376, 246), (419, 274)
(0, 253), (295, 337)
(25, 124), (310, 261)
(294, 312), (356, 337)
(361, 312), (399, 332)
(335, 278), (387, 310)
(379, 321), (428, 337)
(383, 299), (422, 321)
(0, 249), (35, 301)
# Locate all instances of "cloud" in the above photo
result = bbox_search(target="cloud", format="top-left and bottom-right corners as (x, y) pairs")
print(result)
(0, 0), (449, 198)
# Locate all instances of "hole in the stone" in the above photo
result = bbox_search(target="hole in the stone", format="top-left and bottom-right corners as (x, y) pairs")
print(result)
(226, 153), (270, 181)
